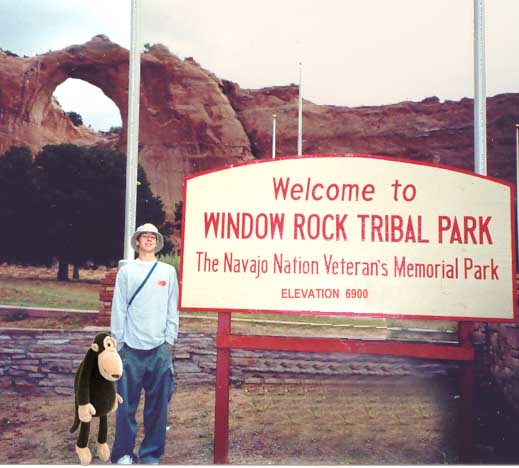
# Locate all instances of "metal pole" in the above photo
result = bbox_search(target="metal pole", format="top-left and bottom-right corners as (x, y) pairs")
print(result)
(122, 0), (142, 264)
(272, 114), (277, 159)
(474, 0), (487, 176)
(297, 62), (303, 156)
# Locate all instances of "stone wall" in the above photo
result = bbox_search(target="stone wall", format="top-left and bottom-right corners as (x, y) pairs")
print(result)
(473, 321), (519, 414)
(8, 266), (516, 407)
(0, 327), (460, 395)
(4, 315), (519, 414)
(0, 329), (215, 394)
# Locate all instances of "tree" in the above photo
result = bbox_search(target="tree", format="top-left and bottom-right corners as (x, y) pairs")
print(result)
(173, 201), (183, 228)
(66, 111), (83, 127)
(34, 144), (171, 280)
(0, 48), (19, 57)
(0, 146), (45, 264)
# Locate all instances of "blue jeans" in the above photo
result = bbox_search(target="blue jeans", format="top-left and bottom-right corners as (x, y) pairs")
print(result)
(110, 343), (175, 464)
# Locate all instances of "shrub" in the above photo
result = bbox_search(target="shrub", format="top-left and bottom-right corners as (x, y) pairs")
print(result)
(66, 111), (83, 127)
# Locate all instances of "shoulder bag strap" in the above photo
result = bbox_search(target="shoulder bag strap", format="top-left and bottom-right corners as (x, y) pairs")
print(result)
(128, 261), (158, 307)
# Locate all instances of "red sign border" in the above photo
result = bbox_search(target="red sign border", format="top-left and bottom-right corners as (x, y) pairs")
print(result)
(179, 153), (517, 323)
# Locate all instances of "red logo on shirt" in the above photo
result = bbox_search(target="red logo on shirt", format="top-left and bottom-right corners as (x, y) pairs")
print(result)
(157, 280), (167, 287)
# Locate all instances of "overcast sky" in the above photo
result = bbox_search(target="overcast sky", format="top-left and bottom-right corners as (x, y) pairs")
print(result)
(1, 0), (518, 131)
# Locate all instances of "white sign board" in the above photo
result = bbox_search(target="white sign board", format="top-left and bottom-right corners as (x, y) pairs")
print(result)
(180, 155), (517, 321)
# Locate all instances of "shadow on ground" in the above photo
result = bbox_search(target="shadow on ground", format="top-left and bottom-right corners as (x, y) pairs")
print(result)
(473, 376), (519, 464)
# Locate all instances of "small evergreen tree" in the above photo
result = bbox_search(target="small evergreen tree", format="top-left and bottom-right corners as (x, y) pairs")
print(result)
(66, 111), (83, 127)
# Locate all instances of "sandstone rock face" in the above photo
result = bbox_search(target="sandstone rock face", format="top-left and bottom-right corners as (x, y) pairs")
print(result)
(0, 36), (254, 217)
(1, 35), (518, 219)
(0, 42), (113, 153)
(226, 84), (519, 183)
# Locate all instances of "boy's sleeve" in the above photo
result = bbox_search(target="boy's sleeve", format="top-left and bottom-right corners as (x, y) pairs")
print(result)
(111, 267), (128, 351)
(165, 266), (179, 345)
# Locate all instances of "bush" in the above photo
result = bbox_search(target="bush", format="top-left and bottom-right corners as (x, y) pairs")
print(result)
(160, 254), (180, 271)
(1, 48), (19, 58)
(66, 111), (83, 127)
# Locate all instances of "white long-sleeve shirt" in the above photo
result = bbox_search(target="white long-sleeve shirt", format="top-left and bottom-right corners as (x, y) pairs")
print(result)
(111, 259), (179, 350)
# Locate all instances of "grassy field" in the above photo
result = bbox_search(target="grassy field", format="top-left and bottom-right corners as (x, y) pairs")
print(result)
(0, 278), (100, 310)
(0, 263), (457, 336)
(0, 276), (392, 336)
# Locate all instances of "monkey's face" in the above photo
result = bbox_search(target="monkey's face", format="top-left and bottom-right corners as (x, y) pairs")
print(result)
(95, 336), (123, 382)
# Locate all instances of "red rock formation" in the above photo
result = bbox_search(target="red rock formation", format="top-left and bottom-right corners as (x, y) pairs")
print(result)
(1, 35), (518, 220)
(226, 83), (519, 183)
(0, 36), (253, 216)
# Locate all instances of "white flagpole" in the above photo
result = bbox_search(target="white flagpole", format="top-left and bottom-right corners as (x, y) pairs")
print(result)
(473, 0), (487, 176)
(297, 62), (303, 156)
(272, 114), (277, 159)
(123, 0), (142, 263)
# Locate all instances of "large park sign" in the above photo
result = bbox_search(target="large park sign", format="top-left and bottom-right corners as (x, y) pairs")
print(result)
(180, 155), (516, 321)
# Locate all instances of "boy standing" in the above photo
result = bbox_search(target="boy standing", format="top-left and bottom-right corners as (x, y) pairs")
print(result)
(110, 223), (179, 464)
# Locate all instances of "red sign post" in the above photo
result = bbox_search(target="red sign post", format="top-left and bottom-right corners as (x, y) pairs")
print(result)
(180, 155), (517, 463)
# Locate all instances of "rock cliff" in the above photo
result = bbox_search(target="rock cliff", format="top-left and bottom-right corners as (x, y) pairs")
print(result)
(1, 35), (518, 219)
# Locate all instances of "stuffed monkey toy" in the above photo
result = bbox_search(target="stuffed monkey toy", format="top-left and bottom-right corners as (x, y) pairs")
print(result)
(70, 333), (123, 465)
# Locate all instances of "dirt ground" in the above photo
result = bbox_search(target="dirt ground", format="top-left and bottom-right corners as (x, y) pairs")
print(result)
(1, 377), (463, 465)
(2, 374), (518, 465)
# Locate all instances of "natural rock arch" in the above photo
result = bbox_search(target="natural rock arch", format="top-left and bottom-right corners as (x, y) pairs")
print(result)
(54, 78), (122, 131)
(0, 35), (254, 218)
(1, 35), (518, 219)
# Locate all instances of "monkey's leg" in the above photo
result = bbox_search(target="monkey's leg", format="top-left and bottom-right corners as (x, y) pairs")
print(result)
(75, 422), (92, 466)
(96, 415), (110, 461)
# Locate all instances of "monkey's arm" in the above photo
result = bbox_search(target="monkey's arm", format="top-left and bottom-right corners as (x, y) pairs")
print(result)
(110, 393), (124, 413)
(77, 349), (97, 422)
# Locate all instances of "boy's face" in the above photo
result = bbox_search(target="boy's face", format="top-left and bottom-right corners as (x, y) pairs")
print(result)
(136, 232), (157, 253)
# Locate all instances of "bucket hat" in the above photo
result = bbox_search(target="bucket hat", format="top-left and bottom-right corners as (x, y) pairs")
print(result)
(130, 223), (164, 253)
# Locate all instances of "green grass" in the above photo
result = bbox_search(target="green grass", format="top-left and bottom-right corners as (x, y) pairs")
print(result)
(0, 258), (454, 333)
(0, 278), (100, 310)
(0, 280), (428, 329)
(160, 255), (386, 327)
(0, 276), (385, 328)
(208, 311), (386, 327)
(386, 318), (457, 332)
